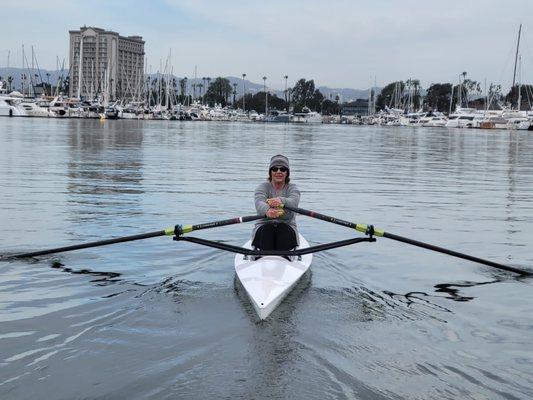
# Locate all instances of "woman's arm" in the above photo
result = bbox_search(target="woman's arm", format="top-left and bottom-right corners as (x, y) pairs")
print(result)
(279, 184), (300, 208)
(254, 183), (271, 216)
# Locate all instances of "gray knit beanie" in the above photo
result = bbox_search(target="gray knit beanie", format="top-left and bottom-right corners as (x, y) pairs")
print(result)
(269, 154), (290, 171)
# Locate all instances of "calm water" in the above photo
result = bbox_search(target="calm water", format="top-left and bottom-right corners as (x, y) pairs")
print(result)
(1, 118), (532, 399)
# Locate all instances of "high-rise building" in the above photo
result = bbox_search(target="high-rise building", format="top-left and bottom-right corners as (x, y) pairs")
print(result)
(69, 26), (145, 101)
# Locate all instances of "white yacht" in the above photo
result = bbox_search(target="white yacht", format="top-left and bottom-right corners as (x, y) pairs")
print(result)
(20, 99), (56, 118)
(420, 112), (448, 127)
(502, 110), (530, 130)
(264, 110), (291, 123)
(472, 110), (509, 130)
(292, 107), (322, 123)
(248, 110), (260, 121)
(48, 96), (68, 117)
(0, 93), (27, 117)
(506, 117), (530, 130)
(445, 108), (479, 128)
(121, 107), (139, 119)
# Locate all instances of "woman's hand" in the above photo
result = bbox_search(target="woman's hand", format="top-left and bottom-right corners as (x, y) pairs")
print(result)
(267, 197), (283, 208)
(266, 208), (284, 218)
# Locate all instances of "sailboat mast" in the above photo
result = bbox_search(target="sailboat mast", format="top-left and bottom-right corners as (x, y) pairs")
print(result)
(512, 24), (522, 88)
(517, 55), (522, 110)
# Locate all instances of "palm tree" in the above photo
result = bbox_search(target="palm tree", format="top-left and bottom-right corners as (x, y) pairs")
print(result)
(284, 75), (289, 111)
(460, 71), (467, 107)
(412, 79), (421, 110)
(201, 77), (206, 103)
(232, 83), (238, 106)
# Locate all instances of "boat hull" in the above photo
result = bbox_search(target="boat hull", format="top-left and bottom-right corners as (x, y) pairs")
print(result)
(234, 234), (312, 319)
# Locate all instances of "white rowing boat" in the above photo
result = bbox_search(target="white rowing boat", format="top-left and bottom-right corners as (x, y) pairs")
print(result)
(234, 234), (313, 320)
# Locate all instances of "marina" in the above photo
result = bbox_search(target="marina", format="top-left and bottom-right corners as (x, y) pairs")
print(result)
(2, 91), (533, 129)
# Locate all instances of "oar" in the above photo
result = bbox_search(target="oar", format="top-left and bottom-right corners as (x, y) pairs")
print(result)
(284, 205), (530, 275)
(4, 214), (263, 259)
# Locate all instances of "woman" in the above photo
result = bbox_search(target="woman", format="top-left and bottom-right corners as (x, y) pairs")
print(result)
(252, 154), (300, 252)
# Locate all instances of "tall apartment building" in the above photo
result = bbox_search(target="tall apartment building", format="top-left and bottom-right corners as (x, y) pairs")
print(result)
(69, 26), (145, 101)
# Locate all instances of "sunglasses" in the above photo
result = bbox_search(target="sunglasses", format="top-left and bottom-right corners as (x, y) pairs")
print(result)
(270, 166), (288, 173)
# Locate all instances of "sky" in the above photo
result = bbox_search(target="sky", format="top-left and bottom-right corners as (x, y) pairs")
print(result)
(1, 0), (532, 91)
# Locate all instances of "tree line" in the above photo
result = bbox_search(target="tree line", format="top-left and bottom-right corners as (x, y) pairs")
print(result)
(377, 75), (531, 112)
(166, 75), (531, 114)
(143, 76), (339, 113)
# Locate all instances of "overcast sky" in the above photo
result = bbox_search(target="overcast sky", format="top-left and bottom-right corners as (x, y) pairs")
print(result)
(1, 0), (532, 90)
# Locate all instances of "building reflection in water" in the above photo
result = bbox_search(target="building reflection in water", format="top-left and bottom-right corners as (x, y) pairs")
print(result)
(65, 120), (145, 225)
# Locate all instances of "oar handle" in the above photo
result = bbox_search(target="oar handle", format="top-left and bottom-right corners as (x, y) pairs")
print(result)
(177, 215), (264, 235)
(284, 205), (380, 236)
(285, 205), (530, 276)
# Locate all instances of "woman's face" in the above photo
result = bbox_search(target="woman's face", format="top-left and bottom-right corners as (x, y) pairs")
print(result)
(270, 166), (288, 184)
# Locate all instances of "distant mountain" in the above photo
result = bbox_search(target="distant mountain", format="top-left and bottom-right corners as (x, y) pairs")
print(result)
(317, 86), (381, 102)
(0, 68), (380, 100)
(0, 67), (67, 91)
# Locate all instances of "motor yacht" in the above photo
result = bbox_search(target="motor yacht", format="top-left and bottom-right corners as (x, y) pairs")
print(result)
(20, 99), (55, 117)
(445, 108), (479, 128)
(264, 110), (291, 123)
(0, 93), (27, 117)
(292, 107), (322, 123)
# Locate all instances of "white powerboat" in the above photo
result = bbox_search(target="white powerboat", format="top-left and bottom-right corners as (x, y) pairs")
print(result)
(234, 234), (312, 320)
(0, 94), (27, 117)
(264, 110), (291, 123)
(292, 107), (322, 123)
(445, 107), (478, 128)
(20, 99), (56, 118)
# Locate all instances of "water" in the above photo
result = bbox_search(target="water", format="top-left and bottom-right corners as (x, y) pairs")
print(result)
(1, 118), (532, 399)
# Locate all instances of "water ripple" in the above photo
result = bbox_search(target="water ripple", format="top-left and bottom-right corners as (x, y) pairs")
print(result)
(1, 119), (532, 399)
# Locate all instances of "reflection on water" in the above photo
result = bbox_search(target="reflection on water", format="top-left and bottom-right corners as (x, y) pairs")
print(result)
(51, 261), (123, 285)
(0, 118), (532, 399)
(66, 121), (145, 224)
(433, 280), (501, 301)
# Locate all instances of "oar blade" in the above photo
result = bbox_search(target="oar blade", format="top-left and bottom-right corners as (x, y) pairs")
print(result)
(285, 205), (530, 276)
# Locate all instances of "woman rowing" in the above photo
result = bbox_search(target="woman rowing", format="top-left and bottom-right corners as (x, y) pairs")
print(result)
(252, 154), (300, 254)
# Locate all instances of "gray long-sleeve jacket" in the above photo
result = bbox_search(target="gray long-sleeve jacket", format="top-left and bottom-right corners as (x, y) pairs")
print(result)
(253, 181), (301, 244)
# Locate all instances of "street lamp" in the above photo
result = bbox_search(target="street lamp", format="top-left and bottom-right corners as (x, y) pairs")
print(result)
(284, 75), (288, 112)
(242, 73), (246, 111)
(46, 72), (51, 96)
(263, 76), (267, 115)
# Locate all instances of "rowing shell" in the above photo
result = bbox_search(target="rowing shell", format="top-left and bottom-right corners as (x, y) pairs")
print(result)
(234, 234), (313, 320)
